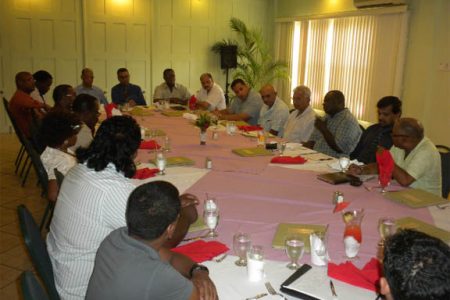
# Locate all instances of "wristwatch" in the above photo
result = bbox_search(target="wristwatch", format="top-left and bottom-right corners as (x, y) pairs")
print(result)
(189, 263), (209, 278)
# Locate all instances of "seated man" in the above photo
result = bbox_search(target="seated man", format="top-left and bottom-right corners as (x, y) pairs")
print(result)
(153, 68), (191, 105)
(68, 94), (99, 152)
(86, 181), (217, 300)
(47, 116), (199, 299)
(283, 85), (316, 143)
(52, 84), (76, 112)
(30, 70), (53, 104)
(213, 78), (263, 126)
(381, 229), (450, 300)
(305, 90), (362, 158)
(195, 73), (226, 111)
(258, 84), (289, 137)
(351, 96), (402, 163)
(111, 68), (146, 106)
(9, 71), (50, 138)
(75, 68), (108, 105)
(348, 118), (442, 195)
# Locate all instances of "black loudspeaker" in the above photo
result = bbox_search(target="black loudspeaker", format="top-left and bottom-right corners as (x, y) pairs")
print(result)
(220, 45), (237, 69)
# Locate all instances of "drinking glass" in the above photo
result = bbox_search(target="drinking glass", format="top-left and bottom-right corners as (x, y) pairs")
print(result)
(233, 232), (251, 266)
(247, 245), (265, 282)
(378, 217), (396, 246)
(204, 198), (218, 213)
(279, 142), (287, 156)
(227, 121), (236, 135)
(285, 235), (305, 270)
(310, 231), (328, 266)
(342, 209), (364, 259)
(203, 209), (219, 238)
(256, 131), (266, 146)
(155, 151), (166, 175)
(163, 136), (171, 152)
(339, 157), (350, 172)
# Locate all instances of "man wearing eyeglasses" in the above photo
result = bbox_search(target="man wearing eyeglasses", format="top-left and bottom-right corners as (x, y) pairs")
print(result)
(348, 118), (442, 196)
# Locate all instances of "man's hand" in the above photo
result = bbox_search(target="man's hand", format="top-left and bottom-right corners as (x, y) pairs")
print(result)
(179, 193), (199, 208)
(314, 117), (327, 132)
(192, 271), (218, 300)
(128, 99), (137, 107)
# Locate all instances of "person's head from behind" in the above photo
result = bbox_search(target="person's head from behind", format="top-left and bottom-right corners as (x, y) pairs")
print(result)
(377, 96), (402, 127)
(53, 84), (76, 111)
(15, 71), (35, 94)
(322, 90), (345, 116)
(76, 115), (141, 178)
(231, 78), (250, 100)
(391, 118), (424, 152)
(200, 73), (214, 92)
(292, 85), (311, 113)
(117, 68), (130, 85)
(33, 70), (53, 95)
(126, 181), (181, 241)
(72, 94), (100, 129)
(163, 68), (176, 87)
(40, 111), (81, 150)
(381, 229), (450, 300)
(259, 84), (277, 108)
(81, 68), (94, 87)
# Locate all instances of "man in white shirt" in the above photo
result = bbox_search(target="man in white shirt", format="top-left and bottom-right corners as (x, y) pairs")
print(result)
(195, 73), (226, 111)
(283, 85), (316, 143)
(153, 68), (191, 105)
(30, 70), (53, 105)
(258, 84), (289, 137)
(75, 68), (108, 105)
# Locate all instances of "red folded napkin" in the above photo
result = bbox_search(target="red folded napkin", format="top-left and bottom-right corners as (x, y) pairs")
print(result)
(328, 258), (381, 292)
(238, 125), (263, 132)
(139, 140), (161, 150)
(171, 240), (229, 263)
(105, 103), (118, 118)
(133, 168), (159, 179)
(376, 148), (394, 187)
(189, 95), (197, 110)
(271, 156), (307, 164)
(333, 201), (350, 213)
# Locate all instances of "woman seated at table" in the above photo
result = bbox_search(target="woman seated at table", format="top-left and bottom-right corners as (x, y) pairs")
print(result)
(40, 110), (81, 202)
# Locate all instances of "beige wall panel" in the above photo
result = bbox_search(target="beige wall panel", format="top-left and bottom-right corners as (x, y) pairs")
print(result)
(173, 59), (191, 87)
(13, 0), (30, 10)
(61, 0), (77, 13)
(191, 26), (209, 55)
(173, 26), (190, 54)
(158, 0), (173, 22)
(91, 22), (107, 53)
(90, 59), (107, 91)
(108, 0), (132, 16)
(106, 60), (127, 90)
(56, 20), (78, 53)
(156, 25), (172, 54)
(109, 23), (127, 53)
(134, 0), (151, 19)
(191, 0), (210, 21)
(11, 57), (33, 73)
(232, 0), (249, 21)
(87, 0), (106, 15)
(173, 0), (191, 21)
(127, 60), (147, 93)
(38, 19), (55, 52)
(35, 0), (53, 12)
(129, 24), (147, 55)
(12, 18), (32, 52)
(56, 58), (78, 85)
(33, 58), (56, 75)
(190, 58), (209, 87)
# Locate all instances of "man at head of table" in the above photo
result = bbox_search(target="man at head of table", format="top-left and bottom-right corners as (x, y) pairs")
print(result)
(348, 117), (442, 196)
(153, 68), (191, 105)
(380, 229), (450, 300)
(303, 90), (362, 158)
(86, 181), (218, 300)
(212, 78), (263, 126)
(111, 67), (146, 107)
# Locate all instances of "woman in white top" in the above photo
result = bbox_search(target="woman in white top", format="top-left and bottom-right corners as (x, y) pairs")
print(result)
(40, 111), (81, 202)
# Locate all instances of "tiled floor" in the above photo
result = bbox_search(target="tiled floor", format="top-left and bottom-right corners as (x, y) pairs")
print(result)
(0, 133), (47, 299)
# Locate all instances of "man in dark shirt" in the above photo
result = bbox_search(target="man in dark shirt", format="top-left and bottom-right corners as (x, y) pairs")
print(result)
(111, 68), (146, 106)
(351, 96), (401, 163)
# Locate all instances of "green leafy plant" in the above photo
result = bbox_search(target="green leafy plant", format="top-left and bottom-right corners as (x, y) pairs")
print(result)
(195, 113), (211, 131)
(211, 18), (289, 90)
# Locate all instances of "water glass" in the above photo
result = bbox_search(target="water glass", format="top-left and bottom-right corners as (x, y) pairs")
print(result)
(339, 157), (350, 172)
(247, 245), (264, 282)
(233, 232), (251, 266)
(155, 151), (166, 175)
(310, 231), (328, 266)
(163, 136), (171, 152)
(378, 217), (396, 245)
(285, 235), (305, 270)
(203, 209), (219, 238)
(256, 131), (266, 146)
(226, 121), (236, 135)
(279, 142), (287, 156)
(204, 198), (218, 212)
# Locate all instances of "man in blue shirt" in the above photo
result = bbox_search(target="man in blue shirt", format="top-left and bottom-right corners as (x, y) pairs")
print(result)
(75, 68), (108, 105)
(111, 68), (146, 106)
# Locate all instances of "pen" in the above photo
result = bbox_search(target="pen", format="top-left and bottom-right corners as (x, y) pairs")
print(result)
(330, 280), (338, 297)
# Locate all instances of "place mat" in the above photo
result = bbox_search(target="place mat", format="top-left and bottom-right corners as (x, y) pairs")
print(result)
(188, 218), (208, 233)
(129, 106), (154, 116)
(383, 188), (448, 208)
(232, 147), (273, 157)
(162, 110), (184, 117)
(150, 156), (195, 167)
(272, 223), (327, 253)
(395, 217), (450, 243)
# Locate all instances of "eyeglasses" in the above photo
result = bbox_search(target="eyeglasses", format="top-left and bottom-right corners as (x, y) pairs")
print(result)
(391, 134), (410, 138)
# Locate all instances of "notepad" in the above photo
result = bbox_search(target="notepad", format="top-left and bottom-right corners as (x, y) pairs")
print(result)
(150, 156), (195, 167)
(218, 120), (249, 127)
(396, 217), (450, 243)
(232, 147), (273, 157)
(383, 188), (448, 208)
(272, 223), (327, 253)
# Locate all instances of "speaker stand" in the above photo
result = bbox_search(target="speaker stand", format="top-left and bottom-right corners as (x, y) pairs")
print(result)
(224, 67), (230, 106)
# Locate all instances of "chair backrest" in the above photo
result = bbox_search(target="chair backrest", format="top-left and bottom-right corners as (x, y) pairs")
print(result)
(436, 145), (450, 198)
(54, 168), (65, 189)
(3, 97), (28, 146)
(21, 271), (50, 300)
(22, 138), (49, 197)
(17, 205), (60, 300)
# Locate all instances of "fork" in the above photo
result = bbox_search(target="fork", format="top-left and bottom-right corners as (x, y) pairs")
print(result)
(213, 253), (228, 262)
(265, 281), (287, 300)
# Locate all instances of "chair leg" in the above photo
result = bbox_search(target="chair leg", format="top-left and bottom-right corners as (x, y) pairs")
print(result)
(14, 145), (25, 169)
(19, 155), (30, 177)
(21, 160), (33, 187)
(40, 202), (53, 231)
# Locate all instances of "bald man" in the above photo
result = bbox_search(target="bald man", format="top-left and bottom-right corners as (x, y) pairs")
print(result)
(258, 84), (289, 137)
(348, 118), (442, 196)
(9, 72), (50, 137)
(195, 73), (226, 111)
(75, 68), (108, 105)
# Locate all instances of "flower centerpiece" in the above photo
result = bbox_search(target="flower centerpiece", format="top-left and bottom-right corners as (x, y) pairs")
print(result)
(195, 113), (211, 145)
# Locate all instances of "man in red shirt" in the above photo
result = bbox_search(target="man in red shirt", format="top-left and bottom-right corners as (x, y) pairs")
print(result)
(9, 72), (50, 137)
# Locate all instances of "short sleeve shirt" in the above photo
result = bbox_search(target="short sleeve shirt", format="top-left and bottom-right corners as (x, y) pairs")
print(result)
(86, 227), (193, 300)
(40, 147), (77, 180)
(309, 108), (362, 158)
(75, 85), (108, 105)
(153, 83), (191, 101)
(283, 106), (316, 143)
(258, 97), (289, 136)
(195, 83), (226, 111)
(390, 137), (442, 196)
(229, 89), (263, 126)
(111, 83), (146, 105)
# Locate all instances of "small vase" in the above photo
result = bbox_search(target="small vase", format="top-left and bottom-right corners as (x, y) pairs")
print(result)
(200, 129), (207, 145)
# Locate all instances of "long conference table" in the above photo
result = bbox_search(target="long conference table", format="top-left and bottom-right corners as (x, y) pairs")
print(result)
(121, 107), (449, 300)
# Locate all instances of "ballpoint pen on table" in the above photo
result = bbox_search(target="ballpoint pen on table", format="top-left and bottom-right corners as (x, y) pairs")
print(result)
(330, 280), (338, 297)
